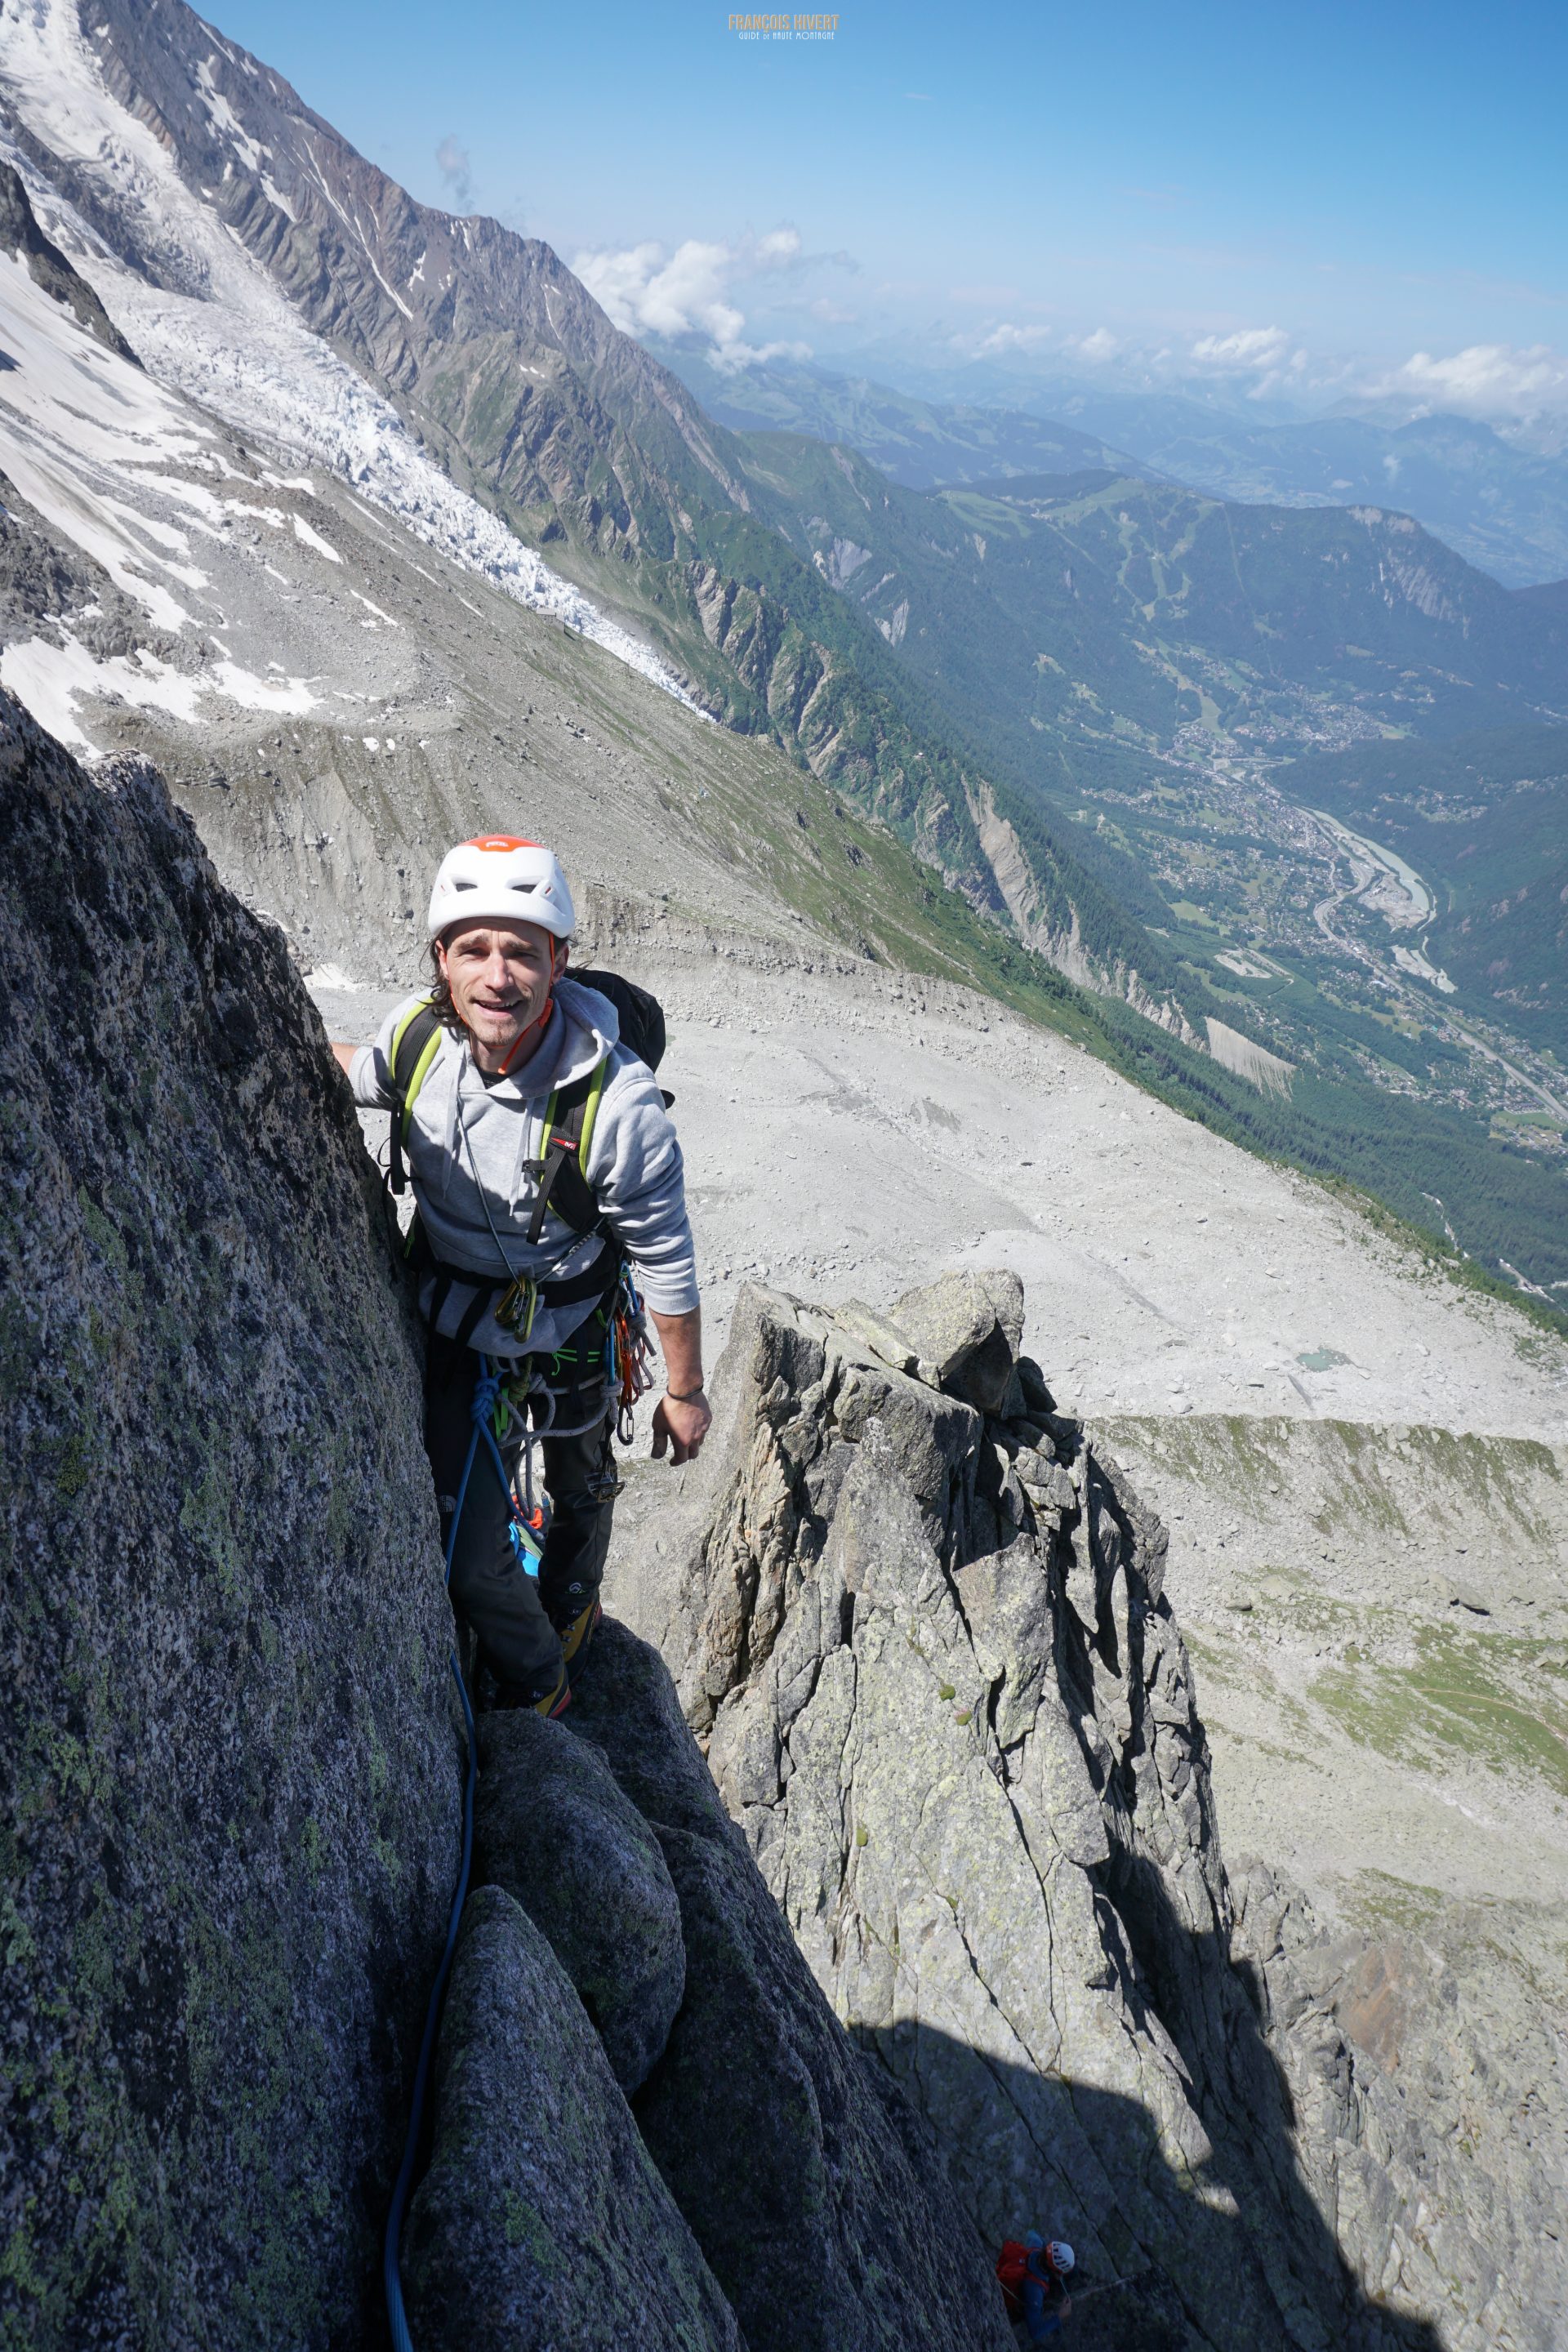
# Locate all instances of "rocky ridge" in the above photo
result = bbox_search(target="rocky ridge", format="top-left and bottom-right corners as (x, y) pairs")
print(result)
(608, 1268), (1544, 2350)
(3, 688), (1557, 2350)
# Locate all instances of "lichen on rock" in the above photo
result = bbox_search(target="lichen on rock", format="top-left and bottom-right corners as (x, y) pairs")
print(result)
(0, 695), (458, 2348)
(474, 1709), (685, 2094)
(402, 1884), (740, 2352)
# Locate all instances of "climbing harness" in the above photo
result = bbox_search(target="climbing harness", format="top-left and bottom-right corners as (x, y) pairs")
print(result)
(382, 1359), (546, 2352)
(387, 1007), (625, 1354)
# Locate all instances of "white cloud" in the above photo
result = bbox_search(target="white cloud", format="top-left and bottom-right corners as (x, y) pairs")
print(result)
(972, 321), (1052, 357)
(572, 229), (815, 368)
(1071, 327), (1119, 363)
(1187, 325), (1291, 372)
(1185, 325), (1310, 399)
(1383, 341), (1568, 418)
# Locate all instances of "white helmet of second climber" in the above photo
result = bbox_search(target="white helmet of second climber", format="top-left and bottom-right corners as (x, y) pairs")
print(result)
(1047, 2243), (1075, 2276)
(427, 835), (576, 942)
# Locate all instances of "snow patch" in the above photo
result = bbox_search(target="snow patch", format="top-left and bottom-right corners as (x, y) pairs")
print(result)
(0, 2), (701, 711)
(293, 512), (341, 563)
(0, 629), (317, 751)
(194, 56), (267, 178)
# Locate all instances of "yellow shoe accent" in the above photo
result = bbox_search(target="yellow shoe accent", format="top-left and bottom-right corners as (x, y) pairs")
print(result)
(559, 1599), (602, 1673)
(532, 1669), (571, 1719)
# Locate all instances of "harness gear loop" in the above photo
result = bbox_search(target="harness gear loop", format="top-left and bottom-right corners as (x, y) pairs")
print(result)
(608, 1265), (657, 1446)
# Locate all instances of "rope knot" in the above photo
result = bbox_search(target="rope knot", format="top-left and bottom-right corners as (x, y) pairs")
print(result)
(470, 1363), (504, 1428)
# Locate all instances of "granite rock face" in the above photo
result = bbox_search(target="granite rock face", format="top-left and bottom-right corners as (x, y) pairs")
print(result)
(1232, 1862), (1568, 2352)
(609, 1279), (1459, 2352)
(890, 1264), (1025, 1414)
(570, 1621), (1015, 2352)
(403, 1885), (741, 2352)
(0, 696), (458, 2348)
(474, 1710), (685, 2095)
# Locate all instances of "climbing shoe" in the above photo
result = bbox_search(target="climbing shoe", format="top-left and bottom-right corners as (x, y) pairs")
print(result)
(559, 1598), (602, 1682)
(490, 1666), (571, 1717)
(532, 1668), (572, 1719)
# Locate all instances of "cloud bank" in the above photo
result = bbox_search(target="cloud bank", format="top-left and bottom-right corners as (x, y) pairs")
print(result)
(572, 229), (817, 368)
(1382, 342), (1568, 418)
(566, 218), (1568, 428)
(947, 314), (1568, 423)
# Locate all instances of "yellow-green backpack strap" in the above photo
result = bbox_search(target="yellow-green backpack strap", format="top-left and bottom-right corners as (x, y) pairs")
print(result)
(524, 1055), (611, 1245)
(387, 996), (442, 1194)
(577, 1055), (608, 1167)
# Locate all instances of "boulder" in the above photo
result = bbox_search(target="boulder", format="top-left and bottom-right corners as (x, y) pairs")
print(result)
(891, 1266), (1024, 1414)
(474, 1710), (684, 2093)
(570, 1620), (1014, 2352)
(403, 1885), (740, 2352)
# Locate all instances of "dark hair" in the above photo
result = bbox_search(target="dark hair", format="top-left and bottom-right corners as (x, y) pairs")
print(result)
(425, 937), (462, 1030)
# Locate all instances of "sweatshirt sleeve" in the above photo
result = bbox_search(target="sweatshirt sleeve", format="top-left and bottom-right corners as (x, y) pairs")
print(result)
(347, 995), (423, 1111)
(586, 1054), (698, 1314)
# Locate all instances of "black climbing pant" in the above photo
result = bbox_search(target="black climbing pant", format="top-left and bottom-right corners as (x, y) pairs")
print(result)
(423, 1331), (619, 1705)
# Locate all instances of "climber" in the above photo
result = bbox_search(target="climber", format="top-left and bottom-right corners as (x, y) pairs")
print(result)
(996, 2235), (1074, 2340)
(331, 835), (709, 1718)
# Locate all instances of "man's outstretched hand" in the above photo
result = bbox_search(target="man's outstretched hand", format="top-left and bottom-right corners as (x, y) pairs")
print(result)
(652, 1391), (711, 1464)
(648, 1305), (708, 1463)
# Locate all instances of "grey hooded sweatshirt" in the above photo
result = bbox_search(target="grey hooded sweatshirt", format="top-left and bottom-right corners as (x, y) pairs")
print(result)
(350, 976), (696, 1362)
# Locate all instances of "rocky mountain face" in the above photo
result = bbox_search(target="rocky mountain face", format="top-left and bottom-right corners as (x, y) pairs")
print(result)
(0, 691), (457, 2345)
(0, 694), (1013, 2348)
(3, 686), (1557, 2352)
(0, 0), (1187, 1019)
(608, 1272), (1547, 2351)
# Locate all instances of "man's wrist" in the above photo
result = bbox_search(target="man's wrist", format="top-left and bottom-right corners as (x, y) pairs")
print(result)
(666, 1382), (706, 1403)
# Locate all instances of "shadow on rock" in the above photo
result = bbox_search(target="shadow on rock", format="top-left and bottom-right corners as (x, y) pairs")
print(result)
(853, 2016), (1446, 2352)
(569, 1618), (1015, 2352)
(599, 1281), (1468, 2352)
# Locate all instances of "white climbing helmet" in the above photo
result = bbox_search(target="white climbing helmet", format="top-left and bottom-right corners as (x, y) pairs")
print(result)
(427, 835), (577, 942)
(1048, 2243), (1075, 2276)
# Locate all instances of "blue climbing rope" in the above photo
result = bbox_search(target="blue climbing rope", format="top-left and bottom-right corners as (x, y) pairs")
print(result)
(382, 1358), (540, 2352)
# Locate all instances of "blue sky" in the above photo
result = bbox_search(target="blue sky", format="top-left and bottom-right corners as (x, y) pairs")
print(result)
(216, 0), (1568, 413)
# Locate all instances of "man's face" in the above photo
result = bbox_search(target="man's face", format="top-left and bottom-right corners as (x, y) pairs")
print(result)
(436, 919), (564, 1058)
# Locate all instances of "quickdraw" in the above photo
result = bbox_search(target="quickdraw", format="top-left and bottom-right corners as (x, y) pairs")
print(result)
(486, 1365), (551, 1565)
(492, 1270), (539, 1345)
(608, 1265), (656, 1446)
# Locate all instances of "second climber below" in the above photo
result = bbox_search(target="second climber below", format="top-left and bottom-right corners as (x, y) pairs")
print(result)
(332, 834), (709, 1718)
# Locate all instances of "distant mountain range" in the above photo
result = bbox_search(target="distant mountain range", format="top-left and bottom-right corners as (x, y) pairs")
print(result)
(697, 349), (1568, 591)
(1036, 394), (1568, 592)
(641, 343), (1156, 491)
